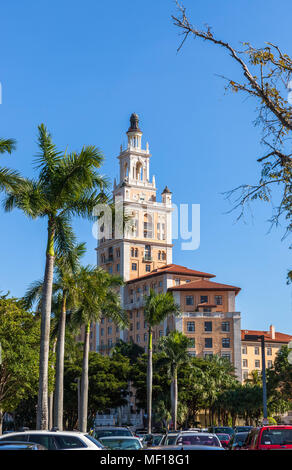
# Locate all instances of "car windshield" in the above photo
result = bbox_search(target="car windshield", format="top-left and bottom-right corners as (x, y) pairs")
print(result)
(180, 435), (220, 446)
(166, 435), (177, 445)
(99, 438), (141, 450)
(261, 429), (292, 445)
(214, 427), (233, 435)
(236, 426), (251, 432)
(234, 432), (248, 443)
(94, 429), (132, 439)
(85, 434), (104, 448)
(217, 434), (230, 440)
(152, 435), (163, 445)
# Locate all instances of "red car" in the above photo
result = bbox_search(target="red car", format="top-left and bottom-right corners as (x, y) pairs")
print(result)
(244, 425), (292, 450)
(216, 433), (231, 448)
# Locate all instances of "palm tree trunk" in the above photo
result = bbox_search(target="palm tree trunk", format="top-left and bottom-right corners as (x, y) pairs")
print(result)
(53, 293), (67, 430)
(80, 322), (90, 433)
(147, 326), (153, 434)
(171, 366), (178, 431)
(48, 338), (57, 429)
(37, 221), (55, 430)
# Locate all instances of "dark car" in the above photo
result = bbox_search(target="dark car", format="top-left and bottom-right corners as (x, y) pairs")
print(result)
(93, 427), (133, 441)
(0, 441), (47, 450)
(143, 434), (163, 447)
(229, 432), (249, 450)
(160, 433), (179, 446)
(233, 426), (253, 434)
(209, 426), (234, 436)
(216, 433), (231, 448)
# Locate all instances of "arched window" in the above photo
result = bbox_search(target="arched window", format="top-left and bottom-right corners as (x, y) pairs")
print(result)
(136, 161), (143, 181)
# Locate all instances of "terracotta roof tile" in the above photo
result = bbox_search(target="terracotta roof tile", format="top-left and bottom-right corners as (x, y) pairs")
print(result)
(241, 329), (292, 343)
(168, 279), (241, 293)
(127, 264), (215, 284)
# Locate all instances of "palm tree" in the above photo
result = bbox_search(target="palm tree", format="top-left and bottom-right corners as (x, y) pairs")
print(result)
(72, 266), (128, 432)
(143, 289), (180, 433)
(158, 331), (192, 431)
(24, 242), (86, 430)
(4, 124), (108, 429)
(0, 138), (20, 190)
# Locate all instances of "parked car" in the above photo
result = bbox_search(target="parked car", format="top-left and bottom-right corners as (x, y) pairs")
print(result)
(159, 432), (179, 446)
(98, 436), (143, 450)
(0, 441), (47, 450)
(142, 433), (164, 447)
(228, 431), (249, 450)
(175, 432), (222, 447)
(0, 430), (103, 450)
(244, 425), (292, 450)
(147, 445), (224, 451)
(216, 433), (231, 448)
(233, 426), (253, 434)
(92, 426), (134, 441)
(209, 426), (234, 436)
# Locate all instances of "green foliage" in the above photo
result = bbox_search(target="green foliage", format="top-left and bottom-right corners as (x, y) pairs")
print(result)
(0, 297), (53, 412)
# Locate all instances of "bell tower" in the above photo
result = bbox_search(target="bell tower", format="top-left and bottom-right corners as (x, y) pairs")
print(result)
(97, 113), (173, 282)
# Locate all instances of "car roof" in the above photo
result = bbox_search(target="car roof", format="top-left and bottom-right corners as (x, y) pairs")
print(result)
(0, 430), (87, 436)
(94, 426), (130, 430)
(178, 432), (216, 436)
(99, 436), (138, 440)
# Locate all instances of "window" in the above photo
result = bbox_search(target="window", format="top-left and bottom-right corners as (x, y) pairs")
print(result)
(144, 333), (147, 342)
(158, 281), (163, 287)
(255, 360), (260, 368)
(267, 347), (272, 356)
(54, 435), (87, 449)
(254, 346), (260, 355)
(146, 264), (151, 272)
(136, 322), (140, 330)
(131, 248), (134, 257)
(243, 359), (248, 367)
(175, 279), (180, 286)
(189, 338), (195, 348)
(205, 338), (213, 348)
(132, 263), (137, 271)
(243, 371), (249, 381)
(27, 434), (58, 450)
(108, 266), (113, 274)
(108, 327), (112, 335)
(136, 334), (140, 343)
(130, 323), (133, 331)
(101, 328), (104, 336)
(215, 295), (223, 305)
(144, 320), (147, 328)
(186, 295), (194, 306)
(159, 330), (163, 337)
(162, 252), (166, 260)
(200, 296), (208, 304)
(222, 338), (230, 348)
(204, 352), (213, 359)
(267, 360), (273, 368)
(221, 353), (231, 362)
(204, 321), (212, 332)
(221, 321), (230, 332)
(135, 248), (138, 257)
(242, 346), (247, 354)
(187, 321), (195, 332)
(116, 264), (120, 272)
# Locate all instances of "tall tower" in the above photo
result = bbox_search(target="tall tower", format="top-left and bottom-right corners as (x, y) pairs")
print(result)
(96, 113), (173, 282)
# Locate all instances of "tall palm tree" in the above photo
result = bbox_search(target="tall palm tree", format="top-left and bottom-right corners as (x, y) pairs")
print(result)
(143, 289), (180, 433)
(158, 331), (192, 431)
(24, 242), (86, 430)
(4, 124), (108, 429)
(73, 266), (128, 432)
(0, 138), (20, 190)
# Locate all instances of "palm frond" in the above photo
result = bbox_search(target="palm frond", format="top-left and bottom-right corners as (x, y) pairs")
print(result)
(0, 138), (16, 154)
(34, 124), (62, 184)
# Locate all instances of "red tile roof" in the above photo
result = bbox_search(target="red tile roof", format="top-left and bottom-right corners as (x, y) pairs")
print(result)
(241, 329), (292, 344)
(126, 264), (215, 284)
(168, 279), (241, 293)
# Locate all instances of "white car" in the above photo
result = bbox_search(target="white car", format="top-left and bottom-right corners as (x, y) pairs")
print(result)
(0, 430), (104, 450)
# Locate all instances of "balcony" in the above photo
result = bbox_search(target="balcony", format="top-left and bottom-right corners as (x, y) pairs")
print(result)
(143, 254), (152, 262)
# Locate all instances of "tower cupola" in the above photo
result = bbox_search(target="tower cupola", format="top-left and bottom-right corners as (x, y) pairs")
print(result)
(127, 113), (143, 149)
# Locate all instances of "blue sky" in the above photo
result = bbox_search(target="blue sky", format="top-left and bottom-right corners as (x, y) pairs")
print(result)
(0, 0), (291, 333)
